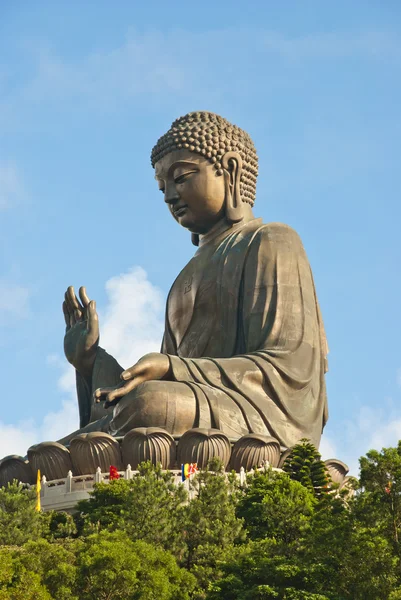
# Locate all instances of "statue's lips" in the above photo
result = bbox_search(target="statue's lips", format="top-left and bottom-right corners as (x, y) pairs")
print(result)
(173, 205), (188, 217)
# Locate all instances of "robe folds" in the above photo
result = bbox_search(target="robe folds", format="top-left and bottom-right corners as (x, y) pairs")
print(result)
(73, 218), (328, 450)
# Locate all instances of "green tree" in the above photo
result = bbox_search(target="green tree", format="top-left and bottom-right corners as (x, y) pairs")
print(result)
(300, 492), (399, 599)
(75, 531), (195, 600)
(0, 546), (53, 600)
(209, 507), (399, 600)
(16, 539), (78, 600)
(0, 481), (42, 545)
(0, 572), (52, 600)
(41, 510), (78, 541)
(0, 549), (14, 589)
(76, 461), (187, 556)
(183, 459), (245, 596)
(236, 468), (315, 546)
(358, 443), (401, 553)
(0, 533), (195, 600)
(283, 440), (330, 498)
(207, 539), (330, 600)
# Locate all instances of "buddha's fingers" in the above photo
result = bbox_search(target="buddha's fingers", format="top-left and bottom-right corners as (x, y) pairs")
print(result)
(87, 300), (99, 337)
(67, 286), (84, 318)
(121, 365), (141, 381)
(94, 386), (118, 404)
(120, 355), (154, 381)
(65, 292), (76, 326)
(93, 382), (126, 404)
(79, 286), (91, 308)
(104, 377), (144, 408)
(94, 387), (106, 400)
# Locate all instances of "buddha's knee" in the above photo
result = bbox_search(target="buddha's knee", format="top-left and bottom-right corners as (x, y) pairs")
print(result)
(129, 381), (170, 424)
(111, 380), (196, 434)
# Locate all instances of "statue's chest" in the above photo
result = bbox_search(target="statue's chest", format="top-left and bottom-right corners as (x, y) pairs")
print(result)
(167, 244), (244, 356)
(168, 252), (218, 334)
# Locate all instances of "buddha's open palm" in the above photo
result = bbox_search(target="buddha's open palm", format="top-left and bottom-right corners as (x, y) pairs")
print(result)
(63, 286), (99, 378)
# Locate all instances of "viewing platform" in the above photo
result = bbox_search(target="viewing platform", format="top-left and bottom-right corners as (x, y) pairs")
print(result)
(0, 427), (351, 512)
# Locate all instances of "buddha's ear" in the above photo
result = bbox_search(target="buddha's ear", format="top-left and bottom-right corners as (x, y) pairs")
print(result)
(222, 151), (244, 224)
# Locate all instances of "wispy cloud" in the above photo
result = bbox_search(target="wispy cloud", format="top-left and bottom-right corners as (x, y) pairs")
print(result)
(0, 266), (164, 458)
(322, 394), (401, 477)
(262, 30), (401, 61)
(1, 28), (399, 131)
(21, 33), (185, 111)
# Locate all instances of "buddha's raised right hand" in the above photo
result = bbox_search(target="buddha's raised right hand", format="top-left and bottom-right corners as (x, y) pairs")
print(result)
(63, 286), (99, 378)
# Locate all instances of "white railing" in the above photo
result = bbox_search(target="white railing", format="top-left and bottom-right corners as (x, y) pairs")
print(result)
(38, 461), (282, 509)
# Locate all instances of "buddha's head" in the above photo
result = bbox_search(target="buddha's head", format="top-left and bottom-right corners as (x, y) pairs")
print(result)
(151, 112), (258, 242)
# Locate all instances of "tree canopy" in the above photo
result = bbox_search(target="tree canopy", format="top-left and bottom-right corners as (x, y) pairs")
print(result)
(1, 441), (401, 598)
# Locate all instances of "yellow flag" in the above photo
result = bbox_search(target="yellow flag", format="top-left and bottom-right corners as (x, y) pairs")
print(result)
(35, 469), (41, 512)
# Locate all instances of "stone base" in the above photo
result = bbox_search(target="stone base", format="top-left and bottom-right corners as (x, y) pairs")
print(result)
(122, 427), (176, 470)
(229, 434), (281, 471)
(177, 428), (231, 469)
(0, 455), (34, 488)
(0, 428), (350, 491)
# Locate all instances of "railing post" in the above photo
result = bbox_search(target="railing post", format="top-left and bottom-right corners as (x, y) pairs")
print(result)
(125, 464), (132, 480)
(41, 475), (47, 497)
(65, 470), (73, 493)
(95, 467), (103, 483)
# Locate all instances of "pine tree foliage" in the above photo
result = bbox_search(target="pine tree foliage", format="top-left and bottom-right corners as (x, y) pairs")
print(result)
(236, 468), (315, 545)
(0, 481), (42, 545)
(283, 439), (330, 497)
(76, 460), (187, 556)
(183, 459), (245, 595)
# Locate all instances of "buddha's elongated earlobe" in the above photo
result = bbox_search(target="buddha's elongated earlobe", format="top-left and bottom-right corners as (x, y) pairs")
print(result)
(222, 151), (244, 224)
(191, 233), (199, 246)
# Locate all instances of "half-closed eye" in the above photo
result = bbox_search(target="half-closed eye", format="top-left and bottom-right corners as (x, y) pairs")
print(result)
(174, 170), (197, 184)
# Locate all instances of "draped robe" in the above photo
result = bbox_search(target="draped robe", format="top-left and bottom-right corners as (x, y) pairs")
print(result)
(70, 218), (328, 449)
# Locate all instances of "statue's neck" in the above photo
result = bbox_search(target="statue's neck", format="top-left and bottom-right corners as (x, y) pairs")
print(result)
(198, 205), (256, 249)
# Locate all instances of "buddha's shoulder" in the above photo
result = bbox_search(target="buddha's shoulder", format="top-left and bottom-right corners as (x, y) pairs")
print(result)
(250, 221), (303, 246)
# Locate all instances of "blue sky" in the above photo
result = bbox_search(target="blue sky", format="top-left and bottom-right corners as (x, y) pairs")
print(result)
(1, 1), (400, 474)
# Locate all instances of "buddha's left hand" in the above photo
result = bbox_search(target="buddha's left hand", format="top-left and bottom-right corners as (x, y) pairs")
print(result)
(94, 352), (172, 408)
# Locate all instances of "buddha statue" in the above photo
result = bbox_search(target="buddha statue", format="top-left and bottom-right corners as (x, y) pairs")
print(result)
(60, 111), (329, 454)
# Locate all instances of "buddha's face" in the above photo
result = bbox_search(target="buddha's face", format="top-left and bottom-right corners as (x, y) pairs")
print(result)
(154, 149), (226, 234)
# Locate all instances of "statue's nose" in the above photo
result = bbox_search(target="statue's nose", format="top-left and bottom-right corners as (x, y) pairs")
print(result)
(164, 187), (180, 205)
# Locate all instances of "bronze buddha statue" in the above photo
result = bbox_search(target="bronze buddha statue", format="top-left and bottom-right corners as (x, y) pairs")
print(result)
(61, 111), (329, 451)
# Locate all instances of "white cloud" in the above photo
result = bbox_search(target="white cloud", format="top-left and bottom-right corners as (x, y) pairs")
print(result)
(0, 162), (23, 209)
(370, 419), (401, 451)
(0, 266), (164, 459)
(0, 421), (38, 460)
(319, 434), (337, 461)
(326, 399), (401, 477)
(0, 280), (30, 323)
(100, 266), (164, 368)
